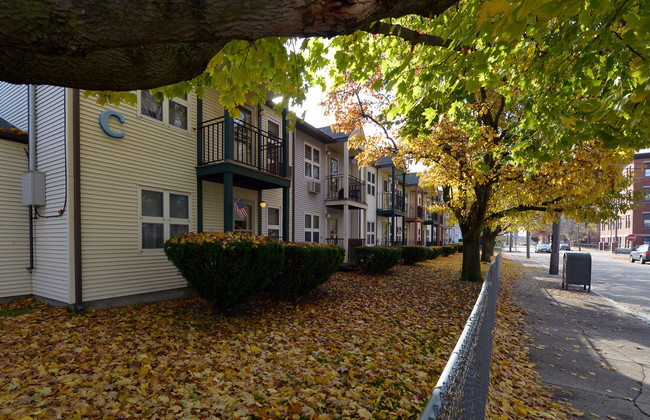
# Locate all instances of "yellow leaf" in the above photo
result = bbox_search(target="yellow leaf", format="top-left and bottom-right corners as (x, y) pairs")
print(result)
(358, 408), (373, 419)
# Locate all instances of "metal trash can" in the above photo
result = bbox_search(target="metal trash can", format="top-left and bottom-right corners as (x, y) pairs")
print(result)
(562, 252), (591, 292)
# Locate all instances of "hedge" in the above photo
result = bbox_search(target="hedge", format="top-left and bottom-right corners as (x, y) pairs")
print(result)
(165, 232), (284, 312)
(354, 246), (402, 274)
(268, 242), (344, 297)
(401, 245), (430, 265)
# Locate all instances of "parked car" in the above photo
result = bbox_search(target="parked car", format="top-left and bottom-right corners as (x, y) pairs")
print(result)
(535, 243), (551, 253)
(630, 244), (650, 264)
(559, 243), (570, 251)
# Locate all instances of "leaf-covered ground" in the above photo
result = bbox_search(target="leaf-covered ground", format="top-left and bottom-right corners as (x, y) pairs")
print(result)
(1, 255), (481, 419)
(0, 255), (573, 419)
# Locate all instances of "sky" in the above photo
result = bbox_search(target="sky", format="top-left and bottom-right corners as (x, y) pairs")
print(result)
(290, 85), (333, 129)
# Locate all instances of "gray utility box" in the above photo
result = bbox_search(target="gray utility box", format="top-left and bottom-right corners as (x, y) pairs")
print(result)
(22, 170), (46, 206)
(562, 252), (591, 292)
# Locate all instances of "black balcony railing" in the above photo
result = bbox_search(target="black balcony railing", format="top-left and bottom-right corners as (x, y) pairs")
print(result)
(325, 175), (366, 204)
(378, 191), (405, 212)
(200, 117), (284, 176)
(325, 237), (344, 247)
(408, 205), (424, 219)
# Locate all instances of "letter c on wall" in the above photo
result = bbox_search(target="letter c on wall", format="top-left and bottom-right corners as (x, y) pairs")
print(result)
(99, 110), (125, 138)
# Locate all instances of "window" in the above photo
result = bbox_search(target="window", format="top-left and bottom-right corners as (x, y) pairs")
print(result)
(305, 214), (320, 243)
(140, 189), (190, 250)
(140, 90), (189, 130)
(644, 214), (650, 229)
(367, 171), (376, 196)
(367, 222), (376, 245)
(234, 201), (253, 233)
(626, 214), (631, 229)
(645, 162), (650, 177)
(644, 187), (650, 202)
(305, 144), (320, 179)
(267, 207), (280, 239)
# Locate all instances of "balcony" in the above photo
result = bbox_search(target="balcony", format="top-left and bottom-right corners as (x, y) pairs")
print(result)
(377, 191), (405, 213)
(325, 175), (366, 205)
(200, 117), (284, 177)
(407, 205), (424, 219)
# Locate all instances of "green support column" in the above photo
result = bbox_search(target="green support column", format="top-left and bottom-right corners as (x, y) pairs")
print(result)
(224, 109), (233, 161)
(258, 190), (263, 235)
(391, 166), (396, 246)
(283, 187), (290, 241)
(282, 108), (289, 178)
(224, 172), (233, 232)
(197, 98), (203, 233)
(197, 178), (203, 232)
(197, 99), (203, 166)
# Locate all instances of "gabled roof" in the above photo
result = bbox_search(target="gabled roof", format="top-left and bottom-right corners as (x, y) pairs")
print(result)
(295, 119), (336, 144)
(634, 152), (650, 160)
(404, 173), (420, 186)
(318, 125), (351, 142)
(0, 117), (28, 143)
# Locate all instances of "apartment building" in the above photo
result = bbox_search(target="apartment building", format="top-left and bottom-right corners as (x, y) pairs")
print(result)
(599, 151), (650, 248)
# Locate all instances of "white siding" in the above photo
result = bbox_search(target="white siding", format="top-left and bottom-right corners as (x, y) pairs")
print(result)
(0, 82), (28, 130)
(31, 86), (70, 303)
(0, 140), (31, 297)
(294, 129), (326, 243)
(78, 92), (198, 302)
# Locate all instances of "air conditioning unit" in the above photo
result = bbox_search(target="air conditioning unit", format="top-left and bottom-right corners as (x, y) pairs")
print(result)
(308, 180), (321, 194)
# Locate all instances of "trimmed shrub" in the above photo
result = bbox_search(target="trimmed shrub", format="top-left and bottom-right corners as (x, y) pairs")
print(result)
(455, 243), (463, 253)
(268, 242), (345, 297)
(428, 246), (444, 259)
(401, 245), (430, 265)
(441, 245), (456, 256)
(354, 246), (402, 274)
(164, 232), (284, 312)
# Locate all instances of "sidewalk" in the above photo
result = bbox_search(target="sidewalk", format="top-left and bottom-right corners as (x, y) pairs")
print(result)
(505, 251), (650, 419)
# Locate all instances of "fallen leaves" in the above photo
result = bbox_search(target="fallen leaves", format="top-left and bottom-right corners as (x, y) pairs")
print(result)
(0, 255), (481, 418)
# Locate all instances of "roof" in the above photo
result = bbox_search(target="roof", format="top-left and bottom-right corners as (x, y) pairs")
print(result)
(0, 117), (28, 143)
(634, 152), (650, 160)
(404, 173), (420, 186)
(295, 120), (336, 144)
(318, 125), (351, 142)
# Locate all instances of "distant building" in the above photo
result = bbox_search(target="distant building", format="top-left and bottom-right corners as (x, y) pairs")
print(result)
(599, 152), (650, 248)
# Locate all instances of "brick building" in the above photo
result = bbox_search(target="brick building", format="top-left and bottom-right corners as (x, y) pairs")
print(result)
(599, 151), (650, 249)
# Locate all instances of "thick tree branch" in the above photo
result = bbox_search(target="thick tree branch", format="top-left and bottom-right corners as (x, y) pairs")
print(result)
(0, 0), (459, 90)
(359, 22), (452, 47)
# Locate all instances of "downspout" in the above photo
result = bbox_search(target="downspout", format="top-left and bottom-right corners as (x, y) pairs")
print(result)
(73, 89), (83, 311)
(26, 85), (36, 271)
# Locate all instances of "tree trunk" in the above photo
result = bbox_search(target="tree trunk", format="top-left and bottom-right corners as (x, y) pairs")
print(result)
(460, 231), (482, 282)
(549, 217), (561, 275)
(481, 227), (500, 263)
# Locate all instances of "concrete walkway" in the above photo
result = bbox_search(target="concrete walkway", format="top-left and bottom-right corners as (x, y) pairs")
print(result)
(505, 250), (650, 419)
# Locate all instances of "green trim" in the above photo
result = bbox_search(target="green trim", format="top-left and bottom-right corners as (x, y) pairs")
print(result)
(224, 172), (233, 232)
(282, 187), (290, 241)
(258, 190), (263, 235)
(224, 109), (233, 161)
(282, 108), (289, 178)
(197, 98), (203, 166)
(196, 163), (291, 188)
(197, 178), (203, 232)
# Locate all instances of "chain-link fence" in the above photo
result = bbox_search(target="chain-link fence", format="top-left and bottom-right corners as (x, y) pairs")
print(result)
(420, 253), (502, 420)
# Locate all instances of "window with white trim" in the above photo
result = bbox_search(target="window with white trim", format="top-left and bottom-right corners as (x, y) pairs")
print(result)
(644, 187), (650, 202)
(305, 144), (320, 180)
(645, 162), (650, 177)
(367, 171), (376, 196)
(140, 188), (190, 250)
(305, 213), (320, 243)
(644, 213), (650, 229)
(367, 221), (375, 245)
(234, 201), (253, 233)
(140, 90), (189, 130)
(267, 207), (280, 239)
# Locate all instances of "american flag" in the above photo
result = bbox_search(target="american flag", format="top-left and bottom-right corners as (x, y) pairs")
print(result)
(233, 199), (248, 219)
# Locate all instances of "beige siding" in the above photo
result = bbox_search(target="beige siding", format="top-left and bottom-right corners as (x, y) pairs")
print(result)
(32, 86), (70, 303)
(78, 92), (198, 302)
(294, 129), (327, 243)
(0, 82), (28, 130)
(0, 140), (32, 297)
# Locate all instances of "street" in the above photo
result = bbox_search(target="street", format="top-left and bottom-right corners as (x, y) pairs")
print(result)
(507, 247), (650, 323)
